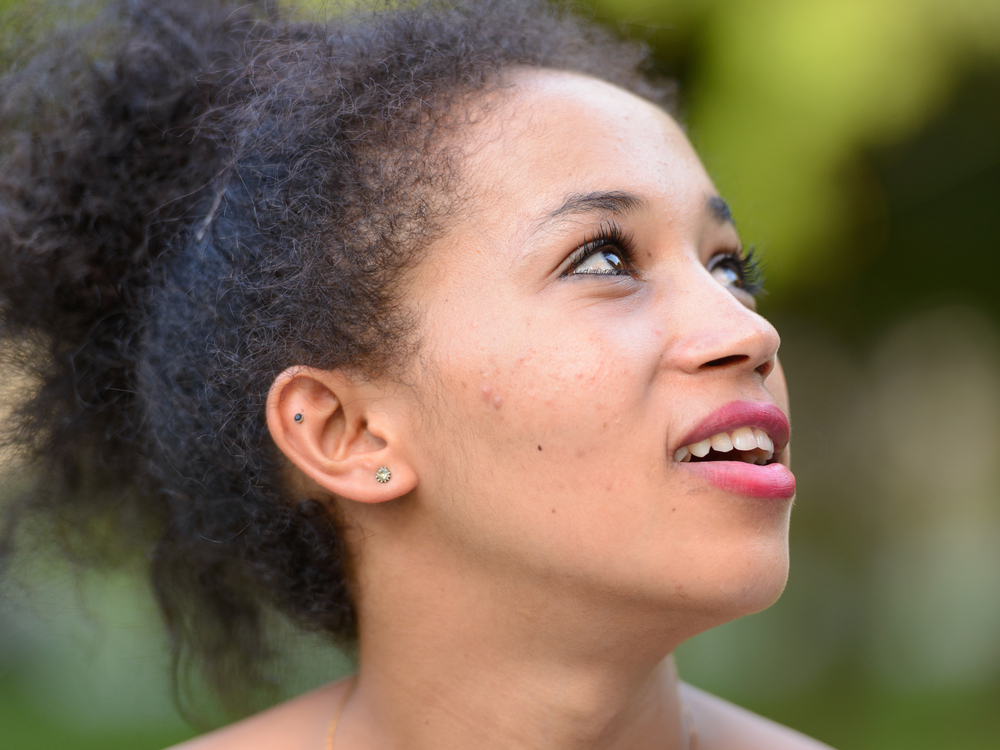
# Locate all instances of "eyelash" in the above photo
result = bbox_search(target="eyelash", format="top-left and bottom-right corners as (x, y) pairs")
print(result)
(562, 221), (637, 277)
(562, 223), (766, 298)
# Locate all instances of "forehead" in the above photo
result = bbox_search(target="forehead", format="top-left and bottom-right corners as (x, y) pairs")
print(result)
(454, 69), (716, 230)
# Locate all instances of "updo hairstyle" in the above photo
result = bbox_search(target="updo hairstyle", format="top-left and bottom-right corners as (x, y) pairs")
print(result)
(0, 0), (672, 706)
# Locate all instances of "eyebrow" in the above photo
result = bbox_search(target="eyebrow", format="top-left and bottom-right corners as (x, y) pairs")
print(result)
(547, 190), (647, 220)
(708, 195), (735, 226)
(547, 191), (733, 224)
(533, 190), (735, 238)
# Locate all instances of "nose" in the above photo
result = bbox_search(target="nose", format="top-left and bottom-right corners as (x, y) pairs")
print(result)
(665, 260), (780, 381)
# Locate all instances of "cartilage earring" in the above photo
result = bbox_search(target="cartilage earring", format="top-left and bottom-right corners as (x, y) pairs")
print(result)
(294, 413), (303, 423)
(375, 466), (392, 483)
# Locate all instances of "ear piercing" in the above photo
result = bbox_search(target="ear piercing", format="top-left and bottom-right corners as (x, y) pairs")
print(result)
(292, 414), (389, 483)
(292, 413), (389, 483)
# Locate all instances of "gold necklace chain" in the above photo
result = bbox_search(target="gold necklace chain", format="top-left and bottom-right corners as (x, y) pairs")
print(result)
(325, 678), (357, 750)
(681, 700), (700, 750)
(325, 683), (698, 750)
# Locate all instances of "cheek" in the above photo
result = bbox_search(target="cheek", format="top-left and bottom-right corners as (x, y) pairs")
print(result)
(417, 301), (671, 554)
(433, 306), (657, 462)
(769, 357), (792, 462)
(771, 357), (790, 413)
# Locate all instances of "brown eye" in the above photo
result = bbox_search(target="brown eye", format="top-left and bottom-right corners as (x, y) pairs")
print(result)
(562, 221), (638, 278)
(710, 259), (742, 287)
(707, 253), (748, 289)
(573, 246), (627, 275)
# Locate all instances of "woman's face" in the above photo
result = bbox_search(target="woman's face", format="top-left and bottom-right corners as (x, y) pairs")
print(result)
(394, 70), (793, 625)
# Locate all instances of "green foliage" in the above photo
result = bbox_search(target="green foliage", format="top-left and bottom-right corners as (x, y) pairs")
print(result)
(592, 0), (1000, 290)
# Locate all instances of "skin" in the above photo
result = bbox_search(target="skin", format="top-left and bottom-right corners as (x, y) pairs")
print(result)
(177, 70), (832, 749)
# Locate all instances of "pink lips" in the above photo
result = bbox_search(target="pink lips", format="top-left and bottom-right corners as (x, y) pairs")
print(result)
(680, 461), (796, 499)
(674, 400), (795, 499)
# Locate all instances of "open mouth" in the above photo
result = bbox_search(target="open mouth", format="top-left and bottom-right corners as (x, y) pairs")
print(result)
(672, 426), (778, 466)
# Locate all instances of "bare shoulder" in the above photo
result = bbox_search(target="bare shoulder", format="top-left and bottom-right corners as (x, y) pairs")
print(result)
(168, 678), (353, 750)
(681, 683), (836, 750)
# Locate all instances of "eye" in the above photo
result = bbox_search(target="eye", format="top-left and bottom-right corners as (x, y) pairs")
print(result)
(563, 221), (637, 277)
(706, 248), (764, 297)
(709, 256), (742, 287)
(572, 245), (628, 275)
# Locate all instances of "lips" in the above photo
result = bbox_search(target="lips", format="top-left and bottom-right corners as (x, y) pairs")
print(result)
(672, 400), (795, 499)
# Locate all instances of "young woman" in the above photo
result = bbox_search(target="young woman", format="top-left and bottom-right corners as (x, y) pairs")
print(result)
(0, 0), (830, 747)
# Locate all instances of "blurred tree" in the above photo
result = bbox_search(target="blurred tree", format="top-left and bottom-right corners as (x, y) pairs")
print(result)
(591, 0), (1000, 290)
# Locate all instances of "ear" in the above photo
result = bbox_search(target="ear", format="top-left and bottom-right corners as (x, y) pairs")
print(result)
(266, 366), (418, 503)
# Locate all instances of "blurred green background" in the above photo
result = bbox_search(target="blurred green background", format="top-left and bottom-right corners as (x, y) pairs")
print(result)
(3, 0), (1000, 747)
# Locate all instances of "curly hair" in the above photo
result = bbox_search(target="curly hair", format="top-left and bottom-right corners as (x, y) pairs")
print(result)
(0, 0), (673, 712)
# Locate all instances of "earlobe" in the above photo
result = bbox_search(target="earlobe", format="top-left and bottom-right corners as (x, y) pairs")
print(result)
(265, 366), (418, 503)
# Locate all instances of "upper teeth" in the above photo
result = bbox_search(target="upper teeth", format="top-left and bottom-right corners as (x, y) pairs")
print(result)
(673, 427), (775, 465)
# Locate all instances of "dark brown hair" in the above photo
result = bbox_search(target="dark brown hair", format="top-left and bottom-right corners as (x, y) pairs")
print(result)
(0, 0), (672, 711)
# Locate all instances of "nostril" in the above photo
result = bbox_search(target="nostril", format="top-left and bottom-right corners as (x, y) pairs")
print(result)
(700, 354), (748, 369)
(756, 359), (775, 378)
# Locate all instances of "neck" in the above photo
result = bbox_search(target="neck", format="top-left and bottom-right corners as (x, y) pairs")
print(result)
(337, 540), (704, 750)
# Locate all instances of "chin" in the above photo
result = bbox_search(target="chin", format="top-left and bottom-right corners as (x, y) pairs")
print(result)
(691, 540), (791, 624)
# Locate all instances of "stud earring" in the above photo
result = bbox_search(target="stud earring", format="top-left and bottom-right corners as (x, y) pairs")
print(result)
(375, 466), (392, 483)
(293, 413), (303, 423)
